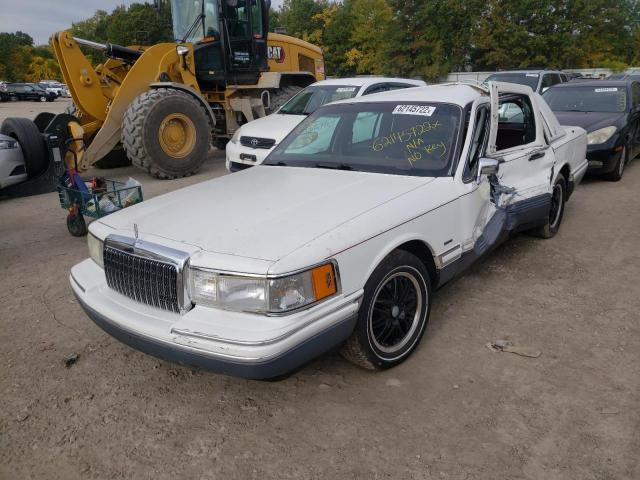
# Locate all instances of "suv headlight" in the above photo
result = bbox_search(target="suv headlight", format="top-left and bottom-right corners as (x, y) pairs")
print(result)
(190, 263), (338, 314)
(587, 126), (616, 145)
(87, 233), (104, 268)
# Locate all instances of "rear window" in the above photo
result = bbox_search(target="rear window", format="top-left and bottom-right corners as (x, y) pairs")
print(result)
(266, 101), (462, 177)
(486, 73), (539, 90)
(543, 86), (627, 113)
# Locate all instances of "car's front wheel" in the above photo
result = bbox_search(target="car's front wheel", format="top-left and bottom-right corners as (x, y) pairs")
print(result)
(604, 144), (627, 182)
(341, 250), (432, 370)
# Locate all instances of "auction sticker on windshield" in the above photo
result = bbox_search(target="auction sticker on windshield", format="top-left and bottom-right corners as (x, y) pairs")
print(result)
(595, 88), (618, 93)
(393, 105), (436, 116)
(336, 87), (356, 92)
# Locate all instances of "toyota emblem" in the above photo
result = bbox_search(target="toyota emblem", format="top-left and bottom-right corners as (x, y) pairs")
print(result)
(250, 138), (259, 147)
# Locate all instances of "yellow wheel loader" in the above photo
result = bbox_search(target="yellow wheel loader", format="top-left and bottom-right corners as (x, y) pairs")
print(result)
(0, 0), (324, 196)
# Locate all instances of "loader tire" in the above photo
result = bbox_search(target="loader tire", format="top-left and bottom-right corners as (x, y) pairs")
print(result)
(268, 86), (303, 113)
(0, 117), (47, 178)
(122, 88), (211, 179)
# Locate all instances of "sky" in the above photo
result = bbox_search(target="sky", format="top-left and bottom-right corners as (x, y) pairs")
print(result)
(0, 0), (283, 45)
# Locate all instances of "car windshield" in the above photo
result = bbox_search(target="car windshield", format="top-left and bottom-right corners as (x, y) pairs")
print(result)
(543, 86), (627, 113)
(265, 101), (462, 177)
(486, 73), (539, 90)
(278, 85), (360, 115)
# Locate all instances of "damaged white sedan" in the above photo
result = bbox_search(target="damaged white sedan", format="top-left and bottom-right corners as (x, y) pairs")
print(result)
(71, 82), (587, 379)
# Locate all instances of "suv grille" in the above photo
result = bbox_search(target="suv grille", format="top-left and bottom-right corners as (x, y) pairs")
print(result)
(240, 136), (276, 149)
(104, 246), (180, 313)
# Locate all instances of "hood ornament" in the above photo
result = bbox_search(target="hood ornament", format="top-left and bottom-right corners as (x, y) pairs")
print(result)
(133, 223), (139, 239)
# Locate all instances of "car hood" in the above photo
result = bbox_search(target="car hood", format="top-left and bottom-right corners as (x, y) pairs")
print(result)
(238, 113), (306, 144)
(553, 111), (627, 133)
(99, 166), (434, 262)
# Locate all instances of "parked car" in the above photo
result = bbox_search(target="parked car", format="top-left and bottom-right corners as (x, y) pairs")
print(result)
(0, 82), (17, 102)
(485, 70), (568, 94)
(225, 77), (426, 172)
(6, 83), (56, 102)
(543, 80), (639, 181)
(70, 82), (587, 379)
(38, 82), (64, 97)
(0, 133), (27, 189)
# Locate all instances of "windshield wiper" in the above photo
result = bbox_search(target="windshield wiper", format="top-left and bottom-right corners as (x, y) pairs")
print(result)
(314, 162), (354, 170)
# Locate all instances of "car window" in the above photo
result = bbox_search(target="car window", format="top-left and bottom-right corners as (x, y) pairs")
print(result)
(279, 85), (359, 115)
(496, 95), (536, 150)
(541, 74), (561, 92)
(363, 83), (388, 95)
(463, 104), (490, 182)
(267, 101), (462, 177)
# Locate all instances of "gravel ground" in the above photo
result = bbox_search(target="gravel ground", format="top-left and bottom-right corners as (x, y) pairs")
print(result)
(0, 101), (639, 479)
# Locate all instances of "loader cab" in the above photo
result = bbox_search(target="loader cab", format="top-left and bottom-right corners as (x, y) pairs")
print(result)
(170, 0), (269, 88)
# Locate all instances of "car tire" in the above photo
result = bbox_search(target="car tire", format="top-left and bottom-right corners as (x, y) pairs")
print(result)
(66, 212), (88, 237)
(603, 144), (627, 182)
(39, 96), (47, 102)
(532, 172), (566, 239)
(0, 117), (47, 178)
(340, 250), (432, 370)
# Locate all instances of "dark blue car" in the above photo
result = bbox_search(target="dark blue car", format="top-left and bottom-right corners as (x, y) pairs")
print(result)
(543, 80), (639, 181)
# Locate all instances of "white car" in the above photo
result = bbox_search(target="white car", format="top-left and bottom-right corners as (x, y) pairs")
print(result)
(225, 77), (426, 172)
(71, 82), (587, 379)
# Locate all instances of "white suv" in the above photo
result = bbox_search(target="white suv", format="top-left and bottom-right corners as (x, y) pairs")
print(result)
(225, 77), (426, 172)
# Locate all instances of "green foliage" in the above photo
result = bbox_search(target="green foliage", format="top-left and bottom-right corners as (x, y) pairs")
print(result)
(2, 0), (640, 83)
(70, 2), (173, 64)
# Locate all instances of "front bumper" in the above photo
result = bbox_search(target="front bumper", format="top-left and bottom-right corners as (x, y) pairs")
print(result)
(71, 259), (361, 379)
(225, 141), (273, 172)
(586, 146), (623, 174)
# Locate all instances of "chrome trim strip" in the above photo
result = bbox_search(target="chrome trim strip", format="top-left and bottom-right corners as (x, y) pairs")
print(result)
(171, 291), (363, 346)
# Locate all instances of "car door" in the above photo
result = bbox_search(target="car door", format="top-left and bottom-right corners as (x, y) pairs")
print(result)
(487, 81), (555, 211)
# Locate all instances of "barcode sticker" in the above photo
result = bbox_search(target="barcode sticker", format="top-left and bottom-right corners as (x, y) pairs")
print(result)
(336, 87), (356, 92)
(392, 105), (436, 116)
(595, 88), (618, 92)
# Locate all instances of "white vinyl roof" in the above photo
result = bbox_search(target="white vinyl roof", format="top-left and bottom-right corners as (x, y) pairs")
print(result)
(313, 77), (426, 88)
(332, 83), (487, 108)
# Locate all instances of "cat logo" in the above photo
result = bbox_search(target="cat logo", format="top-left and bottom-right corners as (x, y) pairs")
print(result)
(267, 46), (286, 63)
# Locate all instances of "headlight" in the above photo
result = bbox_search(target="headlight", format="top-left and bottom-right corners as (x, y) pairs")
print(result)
(230, 129), (241, 144)
(190, 263), (338, 314)
(87, 233), (104, 268)
(0, 139), (17, 149)
(587, 126), (616, 145)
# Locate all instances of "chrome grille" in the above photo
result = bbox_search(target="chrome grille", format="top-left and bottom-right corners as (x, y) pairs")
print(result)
(104, 245), (180, 313)
(240, 136), (276, 149)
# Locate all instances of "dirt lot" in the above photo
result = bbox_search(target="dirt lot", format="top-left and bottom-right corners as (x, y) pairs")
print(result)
(1, 101), (639, 479)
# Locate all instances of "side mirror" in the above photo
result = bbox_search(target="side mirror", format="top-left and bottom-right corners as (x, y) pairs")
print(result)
(477, 157), (500, 182)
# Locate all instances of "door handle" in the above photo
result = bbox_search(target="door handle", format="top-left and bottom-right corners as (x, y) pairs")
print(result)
(528, 150), (547, 161)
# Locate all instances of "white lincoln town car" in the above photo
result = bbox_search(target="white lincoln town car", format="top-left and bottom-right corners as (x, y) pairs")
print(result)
(71, 82), (587, 379)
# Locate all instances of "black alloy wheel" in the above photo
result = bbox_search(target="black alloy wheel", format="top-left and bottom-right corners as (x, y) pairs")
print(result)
(341, 250), (431, 370)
